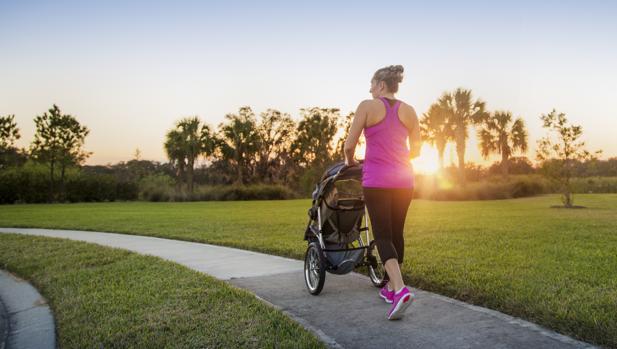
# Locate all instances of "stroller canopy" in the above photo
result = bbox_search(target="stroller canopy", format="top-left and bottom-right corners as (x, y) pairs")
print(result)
(309, 162), (365, 244)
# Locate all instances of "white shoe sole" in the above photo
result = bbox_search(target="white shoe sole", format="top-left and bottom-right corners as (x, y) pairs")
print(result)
(387, 293), (414, 320)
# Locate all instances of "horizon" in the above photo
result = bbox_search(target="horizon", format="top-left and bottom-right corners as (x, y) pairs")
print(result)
(2, 1), (616, 170)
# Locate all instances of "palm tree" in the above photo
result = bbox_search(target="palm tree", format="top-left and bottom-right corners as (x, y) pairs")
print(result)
(179, 117), (203, 194)
(478, 111), (528, 177)
(440, 88), (488, 182)
(164, 128), (187, 192)
(217, 107), (260, 184)
(164, 117), (213, 193)
(420, 101), (453, 171)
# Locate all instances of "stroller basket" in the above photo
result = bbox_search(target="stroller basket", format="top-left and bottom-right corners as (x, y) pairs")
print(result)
(323, 243), (365, 275)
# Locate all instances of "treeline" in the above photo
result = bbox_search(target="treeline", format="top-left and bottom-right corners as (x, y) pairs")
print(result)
(0, 89), (610, 204)
(161, 106), (350, 194)
(0, 105), (352, 203)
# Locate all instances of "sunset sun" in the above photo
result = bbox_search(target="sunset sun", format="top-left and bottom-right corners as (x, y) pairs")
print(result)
(412, 144), (441, 175)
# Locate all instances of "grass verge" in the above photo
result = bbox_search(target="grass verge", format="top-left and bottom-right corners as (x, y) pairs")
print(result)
(0, 233), (325, 349)
(0, 195), (616, 347)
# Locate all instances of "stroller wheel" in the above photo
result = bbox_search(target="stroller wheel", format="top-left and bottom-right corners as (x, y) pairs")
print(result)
(304, 242), (326, 295)
(367, 240), (388, 288)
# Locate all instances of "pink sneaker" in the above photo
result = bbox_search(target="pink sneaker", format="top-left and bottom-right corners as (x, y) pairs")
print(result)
(379, 285), (394, 303)
(387, 287), (414, 320)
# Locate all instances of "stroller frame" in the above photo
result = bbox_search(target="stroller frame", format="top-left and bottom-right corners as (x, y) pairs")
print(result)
(303, 162), (388, 295)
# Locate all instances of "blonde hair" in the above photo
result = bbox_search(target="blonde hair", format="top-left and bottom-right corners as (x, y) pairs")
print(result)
(372, 65), (404, 93)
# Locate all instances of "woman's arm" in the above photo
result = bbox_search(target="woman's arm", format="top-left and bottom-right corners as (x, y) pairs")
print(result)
(407, 105), (422, 159)
(344, 100), (370, 165)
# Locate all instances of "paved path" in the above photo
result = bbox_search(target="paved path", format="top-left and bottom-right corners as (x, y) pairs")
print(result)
(0, 228), (598, 349)
(0, 269), (56, 349)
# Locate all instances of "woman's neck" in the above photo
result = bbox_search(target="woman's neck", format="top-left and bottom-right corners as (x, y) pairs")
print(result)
(379, 93), (395, 100)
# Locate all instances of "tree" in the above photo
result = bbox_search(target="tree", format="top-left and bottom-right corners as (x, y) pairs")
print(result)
(478, 111), (528, 177)
(0, 114), (20, 150)
(255, 109), (296, 183)
(335, 112), (358, 162)
(216, 107), (260, 184)
(536, 109), (601, 208)
(164, 128), (187, 191)
(30, 105), (90, 201)
(291, 107), (339, 169)
(164, 117), (214, 193)
(420, 102), (453, 171)
(0, 114), (26, 169)
(291, 107), (340, 193)
(440, 88), (488, 182)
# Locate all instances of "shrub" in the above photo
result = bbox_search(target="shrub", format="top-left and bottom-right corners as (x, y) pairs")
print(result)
(415, 174), (549, 201)
(138, 174), (175, 202)
(0, 163), (139, 204)
(0, 168), (19, 204)
(65, 173), (112, 202)
(570, 177), (617, 194)
(137, 182), (298, 202)
(186, 184), (297, 201)
(116, 181), (139, 201)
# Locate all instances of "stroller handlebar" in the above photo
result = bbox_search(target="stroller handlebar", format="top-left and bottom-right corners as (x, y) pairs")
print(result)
(338, 160), (364, 175)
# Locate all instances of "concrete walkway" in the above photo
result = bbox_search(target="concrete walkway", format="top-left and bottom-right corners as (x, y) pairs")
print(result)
(0, 269), (56, 349)
(0, 228), (597, 349)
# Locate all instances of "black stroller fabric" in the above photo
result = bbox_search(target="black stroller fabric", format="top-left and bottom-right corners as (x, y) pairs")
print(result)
(323, 242), (365, 274)
(319, 179), (364, 244)
(306, 162), (365, 240)
(304, 162), (368, 274)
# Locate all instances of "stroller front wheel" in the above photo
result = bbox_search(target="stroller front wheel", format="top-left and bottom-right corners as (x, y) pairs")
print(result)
(304, 242), (326, 295)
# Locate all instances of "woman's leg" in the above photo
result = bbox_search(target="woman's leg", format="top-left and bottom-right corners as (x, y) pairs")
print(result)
(363, 187), (398, 264)
(386, 188), (413, 292)
(364, 188), (406, 292)
(391, 188), (413, 264)
(384, 259), (405, 292)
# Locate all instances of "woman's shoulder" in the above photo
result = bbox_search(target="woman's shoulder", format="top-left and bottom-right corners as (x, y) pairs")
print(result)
(356, 99), (385, 114)
(358, 98), (382, 108)
(398, 101), (418, 119)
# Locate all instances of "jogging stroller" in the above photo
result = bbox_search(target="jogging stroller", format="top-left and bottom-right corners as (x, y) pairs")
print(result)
(303, 161), (388, 295)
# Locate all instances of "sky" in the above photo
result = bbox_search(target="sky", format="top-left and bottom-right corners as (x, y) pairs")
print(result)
(1, 0), (616, 169)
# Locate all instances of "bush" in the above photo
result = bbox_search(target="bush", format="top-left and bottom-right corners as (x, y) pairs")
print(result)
(184, 184), (297, 201)
(116, 181), (139, 201)
(138, 174), (174, 202)
(64, 172), (121, 202)
(0, 163), (51, 203)
(570, 177), (617, 194)
(0, 168), (19, 204)
(137, 179), (298, 202)
(0, 163), (139, 204)
(415, 174), (549, 201)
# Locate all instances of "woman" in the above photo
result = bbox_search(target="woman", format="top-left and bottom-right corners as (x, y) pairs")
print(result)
(344, 65), (421, 320)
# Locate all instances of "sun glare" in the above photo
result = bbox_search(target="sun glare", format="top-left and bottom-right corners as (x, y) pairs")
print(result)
(412, 144), (441, 175)
(354, 142), (443, 176)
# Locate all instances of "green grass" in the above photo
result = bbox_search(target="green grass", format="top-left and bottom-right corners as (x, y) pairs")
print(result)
(0, 233), (325, 349)
(1, 194), (616, 347)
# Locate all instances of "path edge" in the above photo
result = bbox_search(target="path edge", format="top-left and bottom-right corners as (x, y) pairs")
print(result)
(0, 270), (57, 349)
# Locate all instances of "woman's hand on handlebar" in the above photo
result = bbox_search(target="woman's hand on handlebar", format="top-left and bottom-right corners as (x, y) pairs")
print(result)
(344, 157), (358, 167)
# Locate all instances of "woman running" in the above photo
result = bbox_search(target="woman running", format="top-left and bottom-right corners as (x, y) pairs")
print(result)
(344, 65), (421, 320)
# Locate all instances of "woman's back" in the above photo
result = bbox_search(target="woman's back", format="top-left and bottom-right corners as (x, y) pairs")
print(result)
(362, 97), (416, 189)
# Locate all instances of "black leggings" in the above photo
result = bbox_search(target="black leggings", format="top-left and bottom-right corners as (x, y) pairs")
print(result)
(363, 187), (413, 265)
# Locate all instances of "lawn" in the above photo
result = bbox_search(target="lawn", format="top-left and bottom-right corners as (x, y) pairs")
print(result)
(0, 194), (616, 347)
(0, 233), (325, 348)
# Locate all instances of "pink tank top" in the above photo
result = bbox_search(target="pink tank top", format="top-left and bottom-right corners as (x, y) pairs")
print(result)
(362, 97), (414, 188)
